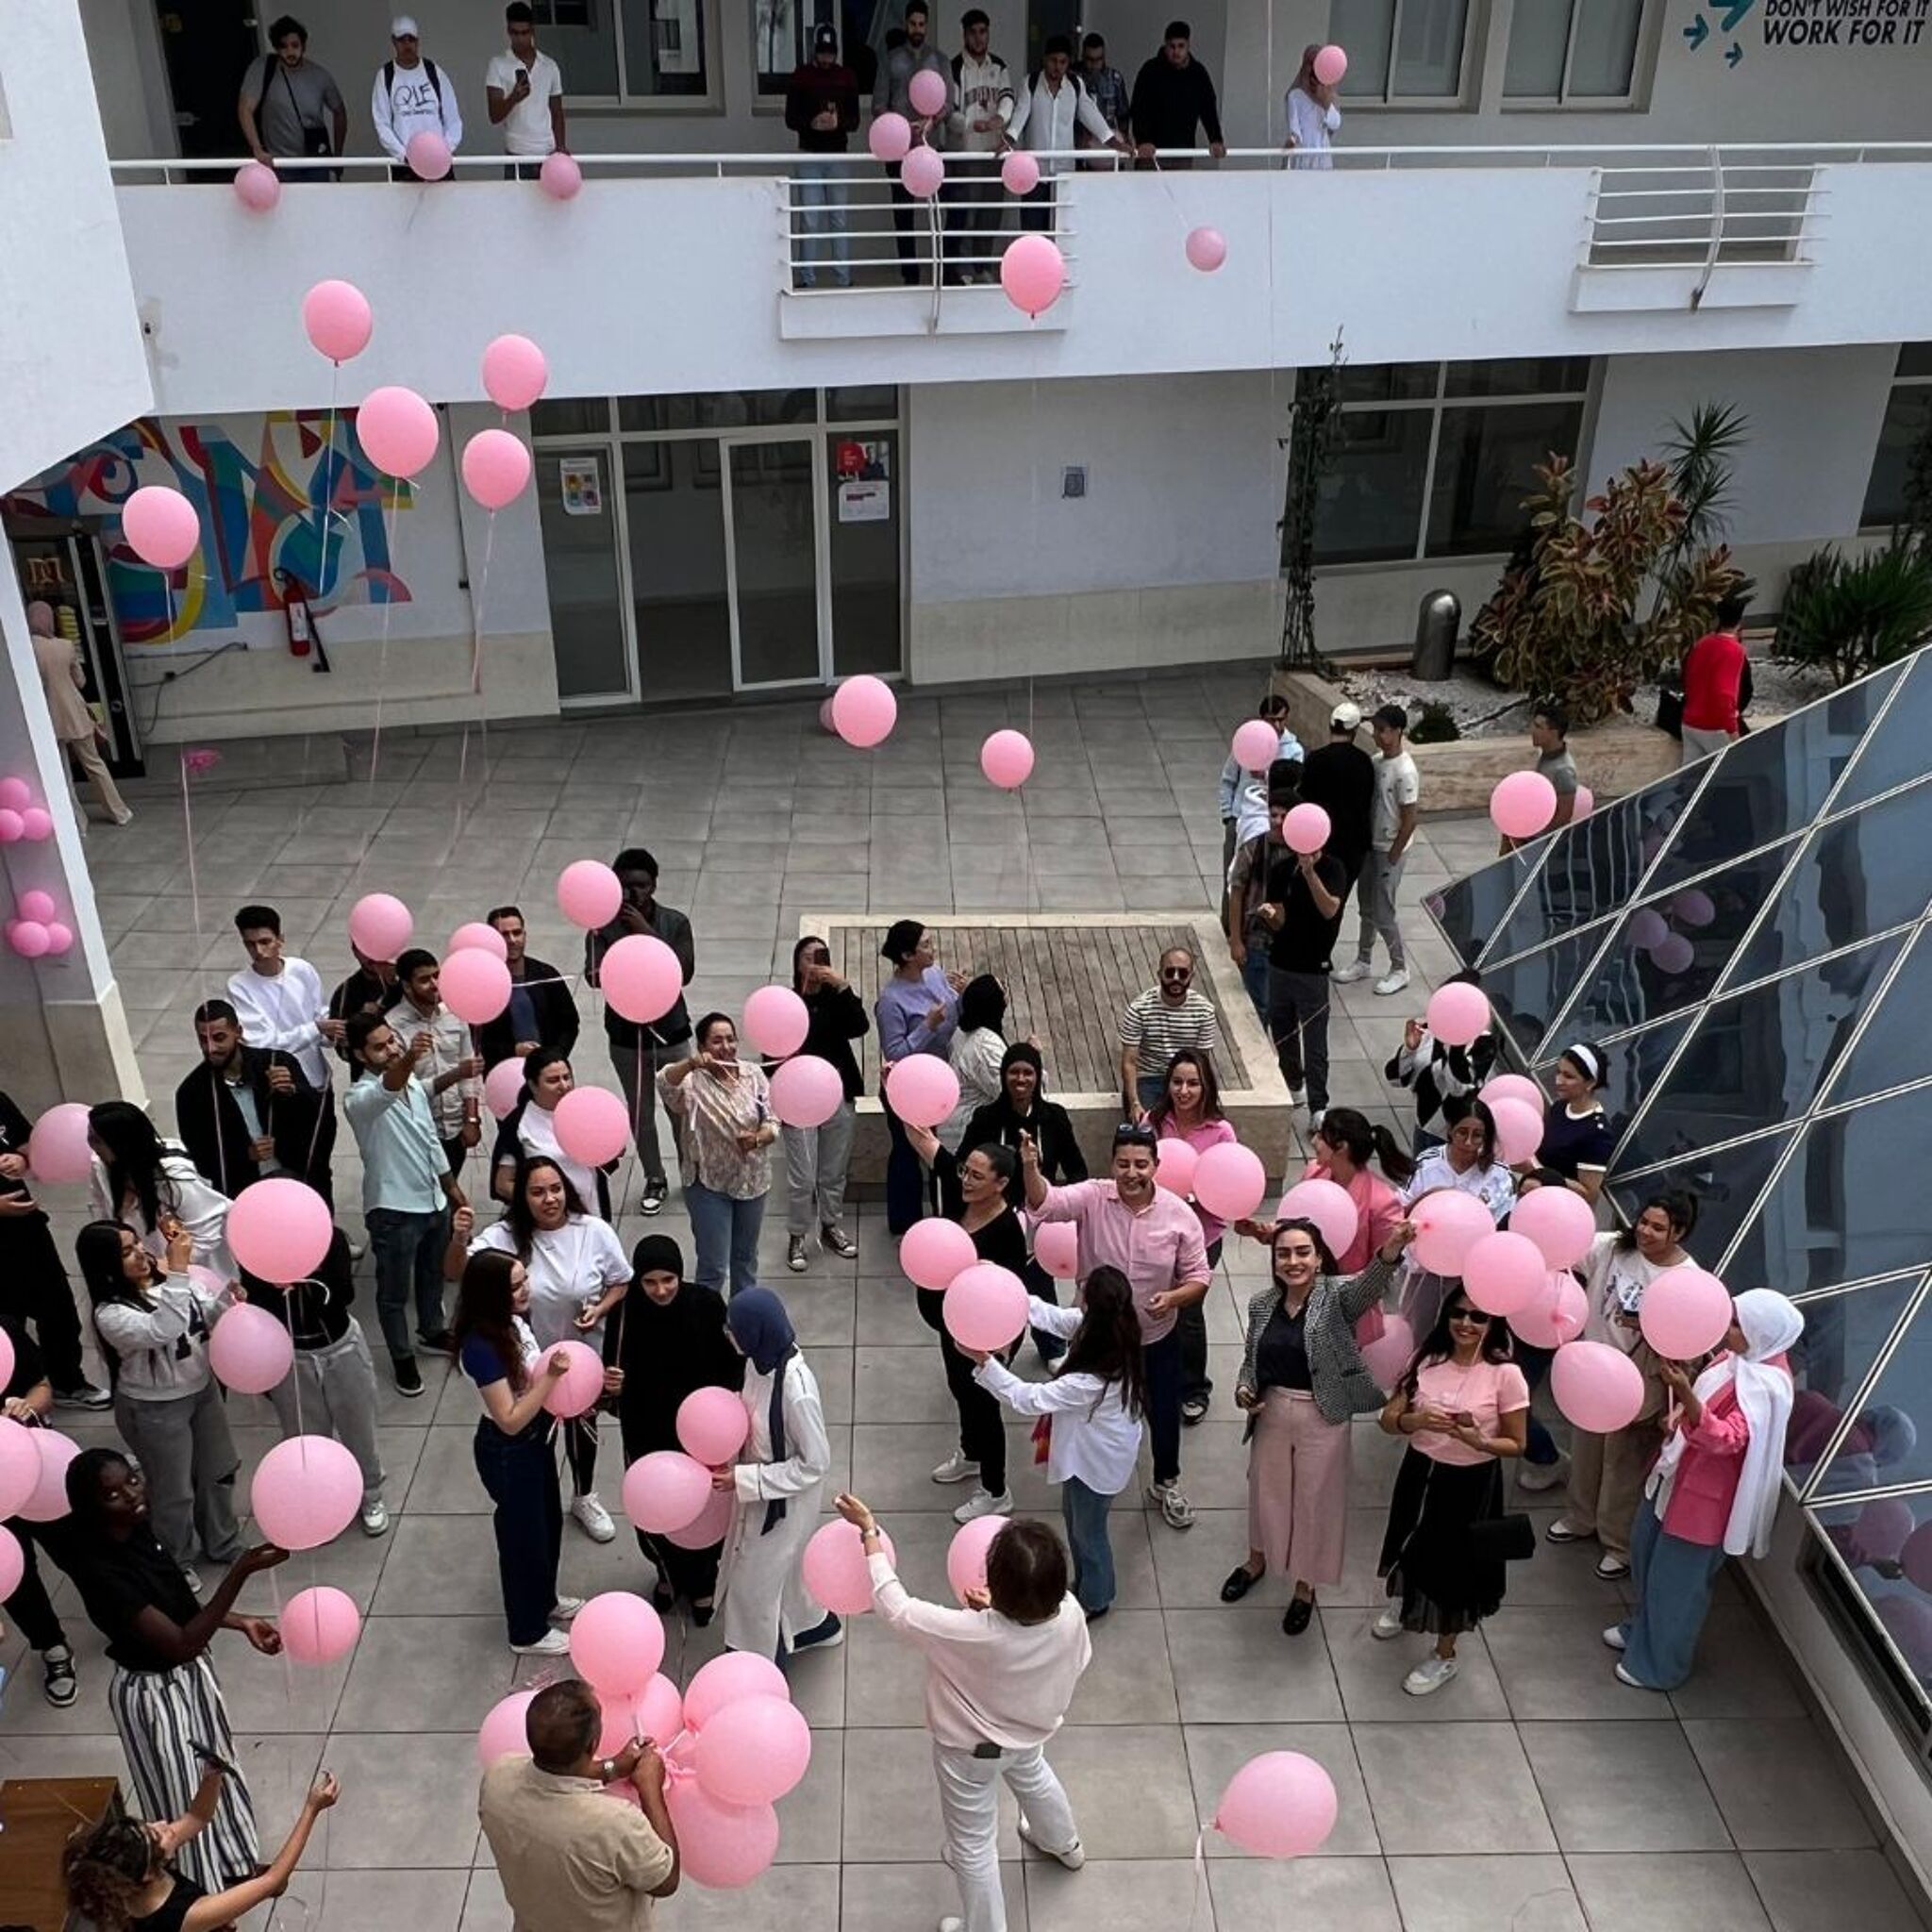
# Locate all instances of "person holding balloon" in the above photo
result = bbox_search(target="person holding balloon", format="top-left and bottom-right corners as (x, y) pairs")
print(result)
(491, 1048), (614, 1221)
(2, 1313), (81, 1706)
(943, 974), (1013, 1151)
(1403, 1098), (1516, 1226)
(89, 1102), (237, 1281)
(475, 905), (579, 1069)
(875, 919), (968, 1233)
(658, 1014), (778, 1300)
(780, 935), (868, 1274)
(1385, 974), (1498, 1155)
(1612, 1290), (1803, 1690)
(1254, 1108), (1409, 1274)
(1147, 1048), (1236, 1424)
(1282, 42), (1341, 169)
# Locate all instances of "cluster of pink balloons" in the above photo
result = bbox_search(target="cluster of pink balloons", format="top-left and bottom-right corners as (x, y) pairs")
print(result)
(1491, 769), (1557, 843)
(1214, 1750), (1340, 1858)
(1628, 900), (1699, 975)
(8, 884), (75, 960)
(0, 776), (55, 846)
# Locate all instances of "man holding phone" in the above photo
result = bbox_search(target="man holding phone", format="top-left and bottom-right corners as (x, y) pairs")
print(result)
(486, 1), (566, 178)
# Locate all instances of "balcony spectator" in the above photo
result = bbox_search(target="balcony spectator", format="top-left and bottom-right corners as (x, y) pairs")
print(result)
(28, 601), (131, 825)
(1679, 590), (1750, 764)
(1008, 37), (1124, 232)
(786, 25), (859, 290)
(1077, 33), (1130, 163)
(238, 15), (346, 181)
(1128, 21), (1224, 168)
(942, 9), (1014, 285)
(1331, 704), (1419, 997)
(873, 1), (949, 285)
(487, 1), (566, 181)
(1283, 42), (1341, 169)
(373, 14), (463, 181)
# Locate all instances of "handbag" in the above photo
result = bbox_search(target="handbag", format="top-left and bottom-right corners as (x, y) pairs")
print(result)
(276, 59), (335, 157)
(1468, 1510), (1537, 1562)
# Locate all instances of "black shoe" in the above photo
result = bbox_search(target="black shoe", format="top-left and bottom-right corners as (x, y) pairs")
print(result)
(1084, 1604), (1110, 1623)
(1282, 1595), (1314, 1636)
(1220, 1564), (1262, 1604)
(392, 1356), (424, 1397)
(691, 1600), (715, 1629)
(651, 1582), (675, 1614)
(639, 1180), (667, 1217)
(53, 1380), (112, 1412)
(416, 1329), (456, 1356)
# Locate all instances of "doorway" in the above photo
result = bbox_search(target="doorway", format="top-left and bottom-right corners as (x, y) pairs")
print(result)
(152, 0), (261, 160)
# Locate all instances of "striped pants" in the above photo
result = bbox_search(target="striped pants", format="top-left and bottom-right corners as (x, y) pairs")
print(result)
(110, 1655), (259, 1891)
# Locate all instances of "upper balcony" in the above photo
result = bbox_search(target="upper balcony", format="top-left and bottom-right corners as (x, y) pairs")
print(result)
(112, 141), (1932, 417)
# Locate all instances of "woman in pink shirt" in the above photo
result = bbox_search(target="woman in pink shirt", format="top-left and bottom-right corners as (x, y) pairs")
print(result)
(1147, 1049), (1238, 1424)
(1374, 1247), (1529, 1696)
(1302, 1108), (1410, 1273)
(1610, 1289), (1802, 1691)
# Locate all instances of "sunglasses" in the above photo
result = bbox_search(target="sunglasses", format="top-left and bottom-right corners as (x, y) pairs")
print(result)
(1159, 968), (1192, 982)
(1446, 1307), (1491, 1325)
(1113, 1123), (1158, 1148)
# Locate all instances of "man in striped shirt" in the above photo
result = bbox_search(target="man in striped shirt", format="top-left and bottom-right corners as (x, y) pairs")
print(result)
(1118, 949), (1222, 1116)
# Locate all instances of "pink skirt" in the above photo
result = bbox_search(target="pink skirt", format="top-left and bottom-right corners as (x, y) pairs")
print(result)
(1247, 1388), (1351, 1588)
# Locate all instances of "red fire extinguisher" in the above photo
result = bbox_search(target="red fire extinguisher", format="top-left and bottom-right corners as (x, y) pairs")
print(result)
(275, 569), (331, 674)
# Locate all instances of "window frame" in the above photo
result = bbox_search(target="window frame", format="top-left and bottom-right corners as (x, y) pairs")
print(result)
(1500, 0), (1658, 110)
(752, 0), (839, 105)
(1331, 0), (1477, 109)
(1859, 344), (1932, 536)
(526, 0), (724, 114)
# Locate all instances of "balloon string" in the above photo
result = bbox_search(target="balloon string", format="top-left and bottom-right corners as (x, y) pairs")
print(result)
(448, 504), (501, 860)
(365, 490), (403, 805)
(1187, 1826), (1208, 1932)
(165, 574), (204, 940)
(317, 363), (341, 599)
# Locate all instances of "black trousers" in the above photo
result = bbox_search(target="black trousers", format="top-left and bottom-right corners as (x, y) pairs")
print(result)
(619, 1411), (722, 1602)
(3, 1518), (69, 1650)
(0, 1219), (86, 1390)
(887, 169), (923, 282)
(918, 1287), (1008, 1495)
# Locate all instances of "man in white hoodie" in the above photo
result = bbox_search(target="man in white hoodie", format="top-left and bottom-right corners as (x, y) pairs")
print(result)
(1008, 36), (1125, 230)
(943, 8), (1013, 284)
(372, 14), (463, 180)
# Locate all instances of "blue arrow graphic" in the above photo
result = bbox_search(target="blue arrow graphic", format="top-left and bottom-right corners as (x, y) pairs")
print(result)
(1725, 41), (1743, 66)
(1719, 0), (1755, 30)
(1684, 12), (1710, 50)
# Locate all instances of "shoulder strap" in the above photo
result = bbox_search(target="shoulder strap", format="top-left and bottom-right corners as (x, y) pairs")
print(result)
(425, 58), (443, 104)
(950, 52), (963, 82)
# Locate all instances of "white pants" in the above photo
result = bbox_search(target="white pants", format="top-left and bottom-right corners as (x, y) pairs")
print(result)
(932, 1740), (1079, 1932)
(1679, 724), (1734, 765)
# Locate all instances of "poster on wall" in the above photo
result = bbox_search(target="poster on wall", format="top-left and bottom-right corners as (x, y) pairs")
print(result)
(835, 437), (891, 522)
(1685, 0), (1928, 68)
(559, 457), (604, 516)
(838, 479), (890, 523)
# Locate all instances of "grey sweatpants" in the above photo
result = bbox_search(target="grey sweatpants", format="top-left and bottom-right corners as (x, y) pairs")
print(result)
(782, 1103), (856, 1239)
(266, 1323), (387, 1505)
(114, 1382), (242, 1570)
(1354, 848), (1407, 969)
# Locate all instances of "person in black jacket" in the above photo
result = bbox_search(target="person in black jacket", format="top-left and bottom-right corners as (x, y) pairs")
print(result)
(782, 935), (868, 1274)
(1297, 701), (1377, 889)
(1128, 20), (1224, 165)
(327, 944), (398, 1069)
(785, 24), (859, 290)
(475, 905), (580, 1069)
(175, 1000), (326, 1201)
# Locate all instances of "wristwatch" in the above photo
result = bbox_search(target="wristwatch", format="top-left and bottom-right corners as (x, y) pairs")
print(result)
(600, 1757), (619, 1783)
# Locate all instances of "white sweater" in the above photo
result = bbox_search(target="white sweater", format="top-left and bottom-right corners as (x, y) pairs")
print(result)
(227, 958), (330, 1087)
(91, 1149), (236, 1281)
(93, 1277), (226, 1402)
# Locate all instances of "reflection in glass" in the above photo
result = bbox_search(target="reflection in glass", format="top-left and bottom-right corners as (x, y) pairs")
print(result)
(1608, 1126), (1793, 1280)
(1480, 925), (1613, 1060)
(1790, 1275), (1924, 1494)
(1312, 409), (1433, 563)
(1536, 1013), (1691, 1153)
(828, 432), (899, 676)
(1806, 1494), (1932, 1717)
(730, 441), (820, 685)
(1428, 859), (1539, 970)
(1829, 929), (1932, 1108)
(1826, 651), (1930, 817)
(1425, 402), (1587, 557)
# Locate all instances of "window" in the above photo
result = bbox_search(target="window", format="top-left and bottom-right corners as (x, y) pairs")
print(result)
(521, 0), (717, 104)
(1330, 0), (1470, 102)
(1311, 358), (1591, 566)
(755, 0), (836, 95)
(1505, 0), (1648, 104)
(1861, 343), (1932, 533)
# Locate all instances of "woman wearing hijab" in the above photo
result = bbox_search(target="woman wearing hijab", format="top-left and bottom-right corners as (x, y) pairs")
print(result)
(1283, 42), (1341, 168)
(615, 1233), (743, 1623)
(1610, 1289), (1802, 1691)
(782, 935), (869, 1274)
(715, 1287), (841, 1658)
(491, 1050), (613, 1221)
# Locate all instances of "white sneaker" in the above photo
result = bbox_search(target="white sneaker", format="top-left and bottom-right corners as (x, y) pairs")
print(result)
(548, 1594), (587, 1624)
(511, 1628), (572, 1657)
(1518, 1454), (1569, 1494)
(1286, 1086), (1306, 1108)
(1595, 1553), (1631, 1580)
(1403, 1655), (1458, 1696)
(1330, 960), (1371, 985)
(346, 1233), (367, 1263)
(1615, 1662), (1657, 1690)
(1147, 1478), (1195, 1529)
(1602, 1624), (1626, 1652)
(359, 1499), (391, 1537)
(1372, 1606), (1406, 1641)
(953, 1488), (1012, 1525)
(931, 1450), (976, 1484)
(572, 1492), (617, 1543)
(1018, 1813), (1085, 1869)
(941, 1919), (966, 1932)
(179, 1566), (206, 1600)
(1374, 968), (1411, 996)
(110, 806), (135, 826)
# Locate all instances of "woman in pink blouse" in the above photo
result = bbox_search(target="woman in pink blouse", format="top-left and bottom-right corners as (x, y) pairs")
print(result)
(1302, 1108), (1410, 1274)
(1610, 1289), (1802, 1690)
(1147, 1049), (1237, 1424)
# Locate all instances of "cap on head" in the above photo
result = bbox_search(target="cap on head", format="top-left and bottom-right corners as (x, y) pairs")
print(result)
(1329, 700), (1362, 732)
(813, 22), (838, 49)
(391, 11), (419, 34)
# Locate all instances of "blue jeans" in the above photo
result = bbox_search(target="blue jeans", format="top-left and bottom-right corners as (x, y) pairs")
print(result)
(365, 1205), (449, 1362)
(1061, 1476), (1116, 1613)
(473, 1420), (562, 1646)
(686, 1180), (766, 1299)
(883, 1095), (934, 1235)
(794, 160), (851, 287)
(1514, 1342), (1559, 1465)
(1240, 943), (1270, 1022)
(1135, 1073), (1167, 1116)
(1144, 1327), (1182, 1486)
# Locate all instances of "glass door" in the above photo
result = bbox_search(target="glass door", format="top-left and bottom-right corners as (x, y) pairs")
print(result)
(625, 441), (734, 702)
(535, 446), (633, 702)
(828, 430), (901, 675)
(724, 438), (823, 688)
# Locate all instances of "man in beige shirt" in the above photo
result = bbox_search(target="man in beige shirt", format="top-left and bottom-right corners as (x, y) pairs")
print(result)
(26, 601), (132, 825)
(479, 1678), (680, 1931)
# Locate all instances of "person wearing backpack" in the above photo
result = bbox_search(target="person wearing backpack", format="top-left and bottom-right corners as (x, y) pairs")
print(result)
(373, 15), (464, 180)
(238, 15), (346, 181)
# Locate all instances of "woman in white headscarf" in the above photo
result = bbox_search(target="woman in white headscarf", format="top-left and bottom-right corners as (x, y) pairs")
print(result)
(1607, 1288), (1803, 1690)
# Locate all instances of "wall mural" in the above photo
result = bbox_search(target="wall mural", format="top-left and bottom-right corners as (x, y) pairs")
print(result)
(2, 412), (414, 649)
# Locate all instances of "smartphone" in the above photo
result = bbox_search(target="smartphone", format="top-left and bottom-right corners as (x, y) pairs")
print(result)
(516, 64), (530, 85)
(1455, 1410), (1477, 1429)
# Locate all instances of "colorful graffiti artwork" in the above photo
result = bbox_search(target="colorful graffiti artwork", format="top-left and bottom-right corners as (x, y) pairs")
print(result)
(1, 412), (414, 646)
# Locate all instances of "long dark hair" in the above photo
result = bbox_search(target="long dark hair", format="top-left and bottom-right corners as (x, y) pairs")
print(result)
(62, 1810), (160, 1930)
(1315, 1105), (1415, 1188)
(1616, 1187), (1699, 1254)
(87, 1101), (172, 1233)
(1057, 1265), (1145, 1420)
(1147, 1047), (1224, 1131)
(792, 933), (831, 993)
(880, 918), (926, 965)
(504, 1155), (589, 1259)
(1397, 1287), (1513, 1400)
(75, 1219), (159, 1382)
(453, 1250), (527, 1394)
(957, 974), (1007, 1037)
(1440, 1094), (1498, 1171)
(1272, 1216), (1341, 1285)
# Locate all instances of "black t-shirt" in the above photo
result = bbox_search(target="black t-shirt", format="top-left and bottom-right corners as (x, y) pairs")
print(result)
(242, 1225), (353, 1349)
(1264, 852), (1349, 973)
(70, 1525), (202, 1670)
(1298, 742), (1376, 870)
(1540, 1102), (1613, 1178)
(1256, 1298), (1312, 1391)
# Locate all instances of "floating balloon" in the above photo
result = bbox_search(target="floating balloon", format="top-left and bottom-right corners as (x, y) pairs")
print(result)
(691, 1694), (811, 1807)
(569, 1590), (666, 1697)
(885, 1055), (958, 1130)
(1313, 43), (1347, 85)
(250, 1435), (362, 1550)
(557, 859), (623, 930)
(229, 1176), (333, 1281)
(1478, 1074), (1542, 1115)
(234, 159), (281, 210)
(15, 1429), (79, 1523)
(600, 933), (683, 1024)
(1185, 225), (1227, 272)
(1283, 803), (1330, 855)
(1491, 770), (1557, 842)
(282, 1586), (361, 1665)
(683, 1651), (791, 1731)
(540, 151), (583, 199)
(355, 387), (440, 479)
(123, 486), (200, 570)
(483, 333), (550, 413)
(1001, 147), (1041, 195)
(1193, 1142), (1267, 1223)
(461, 428), (533, 509)
(27, 1102), (92, 1184)
(908, 68), (948, 117)
(1508, 1273), (1589, 1350)
(302, 278), (373, 362)
(1409, 1187), (1492, 1276)
(1639, 1265), (1733, 1361)
(1214, 1751), (1339, 1858)
(999, 234), (1065, 318)
(979, 729), (1036, 790)
(1507, 1183), (1595, 1271)
(1231, 718), (1280, 774)
(868, 111), (911, 161)
(406, 128), (453, 180)
(541, 1338), (607, 1418)
(1425, 981), (1491, 1048)
(1628, 908), (1670, 952)
(901, 144), (944, 198)
(677, 1387), (751, 1467)
(1461, 1231), (1546, 1318)
(742, 985), (810, 1058)
(484, 1058), (525, 1120)
(1032, 1220), (1079, 1279)
(1550, 1340), (1646, 1433)
(801, 1518), (894, 1614)
(769, 1055), (843, 1129)
(666, 1780), (779, 1890)
(623, 1450), (713, 1534)
(1361, 1312), (1414, 1387)
(449, 921), (508, 961)
(441, 947), (512, 1024)
(478, 1688), (538, 1766)
(1487, 1096), (1544, 1167)
(944, 1261), (1029, 1353)
(1573, 784), (1596, 818)
(347, 892), (413, 959)
(1652, 932), (1696, 974)
(830, 675), (897, 747)
(1276, 1178), (1357, 1265)
(208, 1303), (294, 1395)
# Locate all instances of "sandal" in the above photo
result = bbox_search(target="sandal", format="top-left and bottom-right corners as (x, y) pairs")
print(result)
(1220, 1563), (1263, 1604)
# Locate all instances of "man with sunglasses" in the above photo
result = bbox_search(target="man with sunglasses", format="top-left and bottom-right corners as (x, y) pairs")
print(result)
(1020, 1122), (1211, 1529)
(1118, 949), (1222, 1119)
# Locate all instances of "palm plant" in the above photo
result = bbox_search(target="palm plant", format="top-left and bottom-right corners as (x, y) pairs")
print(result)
(1774, 543), (1932, 687)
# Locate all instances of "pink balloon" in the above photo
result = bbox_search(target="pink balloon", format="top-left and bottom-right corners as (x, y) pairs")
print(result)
(570, 1590), (667, 1696)
(1901, 1521), (1932, 1594)
(39, 922), (74, 958)
(1550, 1340), (1646, 1433)
(450, 921), (508, 960)
(15, 1429), (79, 1523)
(208, 1303), (295, 1395)
(27, 1102), (93, 1185)
(944, 1261), (1029, 1352)
(769, 1055), (843, 1130)
(801, 1518), (894, 1615)
(742, 985), (810, 1058)
(1215, 1751), (1339, 1858)
(1313, 42), (1347, 85)
(979, 729), (1036, 790)
(1000, 148), (1041, 195)
(683, 1652), (791, 1731)
(347, 891), (413, 959)
(691, 1694), (811, 1806)
(540, 151), (583, 199)
(20, 808), (52, 842)
(123, 485), (200, 570)
(1154, 1138), (1199, 1198)
(0, 809), (22, 844)
(1461, 1231), (1546, 1318)
(282, 1585), (361, 1666)
(1639, 1265), (1733, 1361)
(1000, 234), (1065, 318)
(19, 890), (57, 924)
(1491, 770), (1557, 841)
(908, 67), (948, 116)
(250, 1435), (362, 1550)
(901, 143), (944, 198)
(1857, 1498), (1917, 1565)
(0, 1420), (38, 1518)
(868, 111), (911, 161)
(483, 333), (550, 413)
(1361, 1312), (1414, 1387)
(462, 428), (533, 510)
(302, 278), (373, 362)
(478, 1689), (538, 1766)
(598, 1674), (685, 1757)
(552, 1086), (628, 1168)
(665, 1483), (736, 1550)
(558, 858), (623, 930)
(0, 1327), (10, 1391)
(676, 1387), (750, 1466)
(1410, 1188), (1493, 1276)
(902, 1217), (978, 1290)
(885, 1055), (959, 1131)
(1673, 889), (1715, 928)
(233, 159), (281, 210)
(356, 386), (440, 479)
(1231, 718), (1279, 774)
(441, 947), (513, 1023)
(0, 1524), (22, 1600)
(1652, 932), (1696, 974)
(541, 1338), (607, 1418)
(1276, 1178), (1357, 1263)
(1628, 908), (1671, 952)
(484, 1058), (525, 1120)
(1185, 225), (1227, 273)
(947, 1514), (1005, 1602)
(1488, 1096), (1544, 1167)
(666, 1780), (779, 1890)
(1032, 1221), (1079, 1279)
(1283, 803), (1330, 855)
(1573, 784), (1595, 818)
(229, 1176), (333, 1281)
(1193, 1142), (1267, 1222)
(817, 696), (838, 733)
(623, 1450), (713, 1534)
(1508, 1185), (1595, 1270)
(1478, 1074), (1542, 1115)
(831, 674), (897, 748)
(406, 128), (452, 180)
(600, 933), (683, 1024)
(0, 777), (28, 811)
(1424, 981), (1491, 1049)
(1509, 1273), (1589, 1350)
(8, 922), (50, 959)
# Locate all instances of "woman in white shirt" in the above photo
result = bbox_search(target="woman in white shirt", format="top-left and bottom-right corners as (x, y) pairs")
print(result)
(78, 1219), (242, 1588)
(491, 1049), (611, 1221)
(942, 975), (1011, 1152)
(1396, 1097), (1516, 1336)
(970, 1265), (1145, 1619)
(89, 1102), (235, 1279)
(454, 1154), (630, 1546)
(1283, 44), (1341, 169)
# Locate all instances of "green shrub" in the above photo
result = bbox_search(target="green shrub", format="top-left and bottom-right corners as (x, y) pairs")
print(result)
(1408, 702), (1461, 744)
(1774, 544), (1932, 688)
